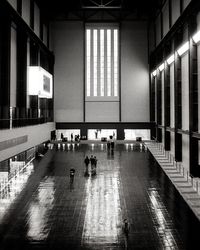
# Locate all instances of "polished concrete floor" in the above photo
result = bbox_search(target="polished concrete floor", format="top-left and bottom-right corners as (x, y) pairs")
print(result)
(0, 143), (200, 250)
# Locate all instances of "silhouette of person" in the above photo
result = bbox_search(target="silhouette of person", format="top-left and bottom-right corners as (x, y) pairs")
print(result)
(70, 168), (75, 184)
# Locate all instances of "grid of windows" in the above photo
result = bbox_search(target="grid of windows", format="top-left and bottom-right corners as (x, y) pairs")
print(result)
(86, 25), (119, 99)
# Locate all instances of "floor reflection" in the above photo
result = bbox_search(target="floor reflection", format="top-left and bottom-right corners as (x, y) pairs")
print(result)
(0, 161), (34, 222)
(27, 176), (55, 241)
(148, 188), (177, 248)
(82, 158), (122, 247)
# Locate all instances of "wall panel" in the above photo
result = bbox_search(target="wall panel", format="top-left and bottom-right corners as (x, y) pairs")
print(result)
(172, 0), (180, 26)
(156, 14), (161, 46)
(10, 25), (17, 108)
(162, 1), (169, 37)
(121, 22), (149, 122)
(51, 21), (84, 122)
(22, 0), (30, 26)
(182, 134), (189, 171)
(34, 2), (40, 37)
(170, 63), (175, 128)
(85, 102), (119, 122)
(181, 53), (189, 131)
(0, 123), (55, 162)
(170, 132), (175, 157)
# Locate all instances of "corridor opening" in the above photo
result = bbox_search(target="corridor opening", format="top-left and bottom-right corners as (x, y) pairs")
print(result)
(87, 129), (117, 140)
(124, 129), (150, 140)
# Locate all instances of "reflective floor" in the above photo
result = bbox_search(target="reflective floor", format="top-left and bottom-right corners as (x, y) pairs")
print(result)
(0, 143), (200, 250)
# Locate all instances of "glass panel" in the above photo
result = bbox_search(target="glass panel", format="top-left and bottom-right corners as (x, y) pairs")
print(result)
(93, 30), (97, 96)
(100, 29), (104, 96)
(107, 29), (111, 96)
(85, 27), (119, 98)
(114, 29), (118, 97)
(86, 29), (91, 96)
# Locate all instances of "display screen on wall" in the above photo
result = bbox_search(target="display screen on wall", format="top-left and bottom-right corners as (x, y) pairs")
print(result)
(28, 66), (53, 98)
(43, 75), (51, 93)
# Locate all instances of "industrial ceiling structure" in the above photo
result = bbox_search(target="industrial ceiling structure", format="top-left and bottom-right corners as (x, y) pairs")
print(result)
(36, 0), (164, 21)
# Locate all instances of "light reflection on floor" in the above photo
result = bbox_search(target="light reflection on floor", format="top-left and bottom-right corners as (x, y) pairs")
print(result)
(0, 162), (34, 221)
(82, 158), (122, 247)
(27, 176), (55, 241)
(148, 188), (177, 248)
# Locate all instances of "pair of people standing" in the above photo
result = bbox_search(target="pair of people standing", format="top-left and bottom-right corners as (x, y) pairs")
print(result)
(84, 155), (98, 176)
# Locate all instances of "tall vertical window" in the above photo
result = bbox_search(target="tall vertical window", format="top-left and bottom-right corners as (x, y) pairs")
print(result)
(100, 29), (104, 96)
(85, 25), (119, 99)
(86, 29), (91, 97)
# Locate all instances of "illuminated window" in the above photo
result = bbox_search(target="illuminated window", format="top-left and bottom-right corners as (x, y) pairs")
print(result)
(86, 25), (119, 99)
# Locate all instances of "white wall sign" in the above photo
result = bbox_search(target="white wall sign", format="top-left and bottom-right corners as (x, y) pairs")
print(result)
(28, 66), (53, 98)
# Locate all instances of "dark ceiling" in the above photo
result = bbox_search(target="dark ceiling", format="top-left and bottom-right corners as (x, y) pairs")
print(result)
(36, 0), (164, 21)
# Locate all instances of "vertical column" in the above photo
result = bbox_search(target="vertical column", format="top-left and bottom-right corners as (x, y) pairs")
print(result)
(0, 18), (11, 129)
(164, 61), (171, 150)
(17, 29), (27, 125)
(189, 18), (199, 176)
(174, 49), (182, 162)
(10, 23), (17, 129)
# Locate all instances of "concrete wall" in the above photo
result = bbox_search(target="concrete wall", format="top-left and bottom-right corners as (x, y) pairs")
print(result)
(52, 21), (149, 123)
(121, 21), (149, 122)
(0, 123), (55, 162)
(51, 21), (84, 122)
(22, 0), (30, 26)
(85, 102), (119, 122)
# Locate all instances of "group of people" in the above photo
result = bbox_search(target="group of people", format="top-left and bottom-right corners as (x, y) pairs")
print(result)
(84, 155), (98, 176)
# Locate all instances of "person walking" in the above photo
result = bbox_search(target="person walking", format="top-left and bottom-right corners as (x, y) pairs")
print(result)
(69, 168), (75, 184)
(90, 155), (96, 176)
(84, 156), (90, 176)
(122, 219), (130, 249)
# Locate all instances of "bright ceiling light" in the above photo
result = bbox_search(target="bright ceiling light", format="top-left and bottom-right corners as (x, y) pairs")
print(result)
(158, 63), (164, 71)
(177, 41), (189, 56)
(192, 30), (200, 44)
(152, 70), (157, 76)
(166, 54), (174, 65)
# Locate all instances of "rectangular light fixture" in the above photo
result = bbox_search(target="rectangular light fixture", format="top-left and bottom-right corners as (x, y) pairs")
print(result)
(166, 54), (174, 65)
(152, 70), (157, 76)
(177, 41), (189, 56)
(192, 30), (200, 44)
(158, 63), (164, 71)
